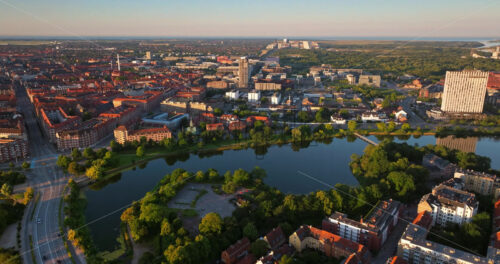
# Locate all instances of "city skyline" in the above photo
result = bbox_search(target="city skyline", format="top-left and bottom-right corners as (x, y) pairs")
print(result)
(0, 0), (499, 38)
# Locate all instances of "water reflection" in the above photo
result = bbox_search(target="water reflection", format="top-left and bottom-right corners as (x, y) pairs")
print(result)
(436, 136), (478, 153)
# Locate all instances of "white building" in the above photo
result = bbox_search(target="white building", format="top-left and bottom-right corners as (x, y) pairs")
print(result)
(417, 184), (478, 226)
(441, 70), (489, 113)
(248, 90), (261, 103)
(271, 93), (281, 105)
(397, 224), (489, 264)
(394, 110), (408, 121)
(330, 115), (346, 125)
(361, 111), (388, 122)
(225, 90), (240, 100)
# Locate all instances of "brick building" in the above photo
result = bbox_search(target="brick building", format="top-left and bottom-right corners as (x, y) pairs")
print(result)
(322, 199), (402, 252)
(113, 125), (172, 144)
(289, 225), (371, 263)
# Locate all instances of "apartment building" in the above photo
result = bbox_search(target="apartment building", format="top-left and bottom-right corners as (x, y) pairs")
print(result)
(99, 105), (141, 126)
(0, 138), (28, 162)
(397, 212), (489, 264)
(55, 117), (117, 150)
(255, 82), (282, 91)
(113, 125), (172, 144)
(418, 183), (478, 226)
(289, 225), (371, 264)
(441, 70), (489, 113)
(454, 168), (499, 198)
(358, 75), (381, 87)
(238, 57), (249, 89)
(39, 107), (81, 143)
(322, 199), (402, 252)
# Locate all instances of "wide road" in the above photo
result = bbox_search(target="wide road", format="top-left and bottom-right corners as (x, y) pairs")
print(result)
(14, 81), (84, 264)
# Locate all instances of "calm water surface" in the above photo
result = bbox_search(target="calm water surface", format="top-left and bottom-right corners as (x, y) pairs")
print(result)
(85, 136), (500, 251)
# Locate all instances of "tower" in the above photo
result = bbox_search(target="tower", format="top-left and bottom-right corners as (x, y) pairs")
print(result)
(238, 57), (249, 89)
(145, 51), (151, 60)
(441, 70), (489, 113)
(117, 54), (121, 71)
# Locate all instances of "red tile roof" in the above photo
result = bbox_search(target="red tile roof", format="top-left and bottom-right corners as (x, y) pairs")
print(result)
(487, 72), (500, 90)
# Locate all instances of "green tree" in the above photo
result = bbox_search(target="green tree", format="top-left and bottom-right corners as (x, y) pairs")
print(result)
(1, 183), (13, 197)
(21, 162), (30, 170)
(387, 121), (396, 132)
(67, 162), (81, 175)
(85, 165), (103, 180)
(160, 219), (172, 236)
(297, 111), (309, 122)
(243, 222), (259, 240)
(83, 147), (96, 159)
(56, 155), (70, 169)
(250, 239), (269, 258)
(136, 146), (145, 157)
(347, 120), (357, 131)
(232, 169), (250, 186)
(401, 123), (411, 132)
(71, 148), (82, 160)
(199, 212), (222, 235)
(110, 140), (121, 152)
(23, 187), (34, 205)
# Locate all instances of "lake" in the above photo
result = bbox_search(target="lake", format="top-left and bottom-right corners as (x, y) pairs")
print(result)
(85, 135), (500, 251)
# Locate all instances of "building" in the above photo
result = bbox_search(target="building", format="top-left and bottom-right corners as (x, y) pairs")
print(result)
(271, 93), (281, 105)
(417, 183), (478, 226)
(263, 226), (286, 250)
(454, 168), (499, 198)
(397, 214), (490, 264)
(221, 237), (251, 264)
(55, 117), (117, 150)
(441, 70), (489, 113)
(39, 107), (81, 143)
(289, 225), (371, 263)
(255, 82), (282, 91)
(246, 116), (270, 126)
(358, 75), (381, 87)
(99, 105), (141, 126)
(238, 57), (249, 89)
(113, 125), (172, 144)
(419, 84), (443, 99)
(206, 123), (224, 132)
(141, 112), (188, 130)
(160, 99), (188, 113)
(422, 153), (456, 179)
(248, 90), (261, 103)
(322, 199), (402, 252)
(0, 138), (28, 162)
(361, 111), (388, 122)
(112, 91), (164, 113)
(330, 115), (346, 125)
(207, 80), (229, 90)
(225, 90), (240, 100)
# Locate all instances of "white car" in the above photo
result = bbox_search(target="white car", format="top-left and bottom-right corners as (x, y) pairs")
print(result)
(36, 218), (41, 224)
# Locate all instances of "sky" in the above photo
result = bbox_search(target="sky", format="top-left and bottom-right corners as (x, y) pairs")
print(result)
(0, 0), (499, 38)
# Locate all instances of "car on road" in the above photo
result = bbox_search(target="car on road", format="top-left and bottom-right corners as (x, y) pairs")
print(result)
(36, 218), (41, 224)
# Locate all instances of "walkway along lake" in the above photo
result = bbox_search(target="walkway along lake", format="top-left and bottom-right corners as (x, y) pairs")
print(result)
(84, 135), (500, 251)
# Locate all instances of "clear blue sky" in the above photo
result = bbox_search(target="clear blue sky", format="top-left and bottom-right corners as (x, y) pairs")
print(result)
(0, 0), (499, 38)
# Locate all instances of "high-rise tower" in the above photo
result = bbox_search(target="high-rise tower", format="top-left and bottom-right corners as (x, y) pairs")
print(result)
(441, 70), (489, 113)
(238, 57), (249, 89)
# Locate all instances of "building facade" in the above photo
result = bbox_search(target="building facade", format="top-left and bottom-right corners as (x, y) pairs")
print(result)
(238, 57), (249, 89)
(289, 225), (371, 264)
(322, 199), (402, 252)
(417, 184), (478, 226)
(441, 70), (489, 113)
(114, 125), (172, 144)
(454, 168), (499, 198)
